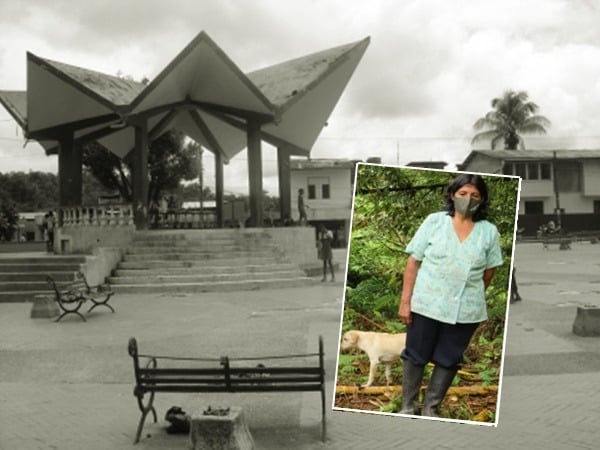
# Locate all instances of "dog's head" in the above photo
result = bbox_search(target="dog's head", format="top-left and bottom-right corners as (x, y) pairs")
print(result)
(340, 330), (360, 352)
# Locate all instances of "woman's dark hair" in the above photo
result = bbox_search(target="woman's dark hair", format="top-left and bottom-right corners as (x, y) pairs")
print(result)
(444, 173), (489, 221)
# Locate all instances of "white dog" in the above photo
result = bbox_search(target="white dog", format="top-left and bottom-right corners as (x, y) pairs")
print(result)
(340, 330), (406, 387)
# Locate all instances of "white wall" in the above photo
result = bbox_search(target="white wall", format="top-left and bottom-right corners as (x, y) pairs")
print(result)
(291, 168), (353, 222)
(583, 160), (600, 196)
(520, 179), (554, 198)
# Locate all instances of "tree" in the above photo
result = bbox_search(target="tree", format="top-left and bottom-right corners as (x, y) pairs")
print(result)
(0, 171), (58, 211)
(472, 90), (551, 150)
(0, 202), (18, 241)
(0, 171), (115, 211)
(82, 130), (199, 205)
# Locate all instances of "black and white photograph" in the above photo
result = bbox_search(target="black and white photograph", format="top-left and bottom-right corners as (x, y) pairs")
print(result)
(1, 1), (600, 449)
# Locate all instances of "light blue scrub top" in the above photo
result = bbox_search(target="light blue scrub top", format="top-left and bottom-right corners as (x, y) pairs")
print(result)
(406, 211), (503, 324)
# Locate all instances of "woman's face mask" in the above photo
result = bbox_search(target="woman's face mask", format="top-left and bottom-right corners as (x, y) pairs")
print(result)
(453, 196), (481, 216)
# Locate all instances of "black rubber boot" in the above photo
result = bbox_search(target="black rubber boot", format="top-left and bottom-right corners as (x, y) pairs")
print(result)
(421, 365), (457, 417)
(400, 359), (425, 415)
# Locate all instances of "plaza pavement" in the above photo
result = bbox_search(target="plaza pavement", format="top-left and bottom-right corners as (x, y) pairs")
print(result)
(0, 244), (599, 449)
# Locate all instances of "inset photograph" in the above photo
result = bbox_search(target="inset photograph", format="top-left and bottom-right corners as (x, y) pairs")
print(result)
(334, 163), (521, 426)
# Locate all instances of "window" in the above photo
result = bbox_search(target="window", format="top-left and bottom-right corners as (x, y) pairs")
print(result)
(555, 161), (581, 192)
(503, 162), (552, 180)
(527, 163), (539, 180)
(515, 163), (527, 179)
(540, 163), (551, 180)
(307, 177), (330, 200)
(524, 201), (544, 215)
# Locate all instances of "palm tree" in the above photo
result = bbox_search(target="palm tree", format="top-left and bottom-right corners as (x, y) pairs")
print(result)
(471, 90), (551, 150)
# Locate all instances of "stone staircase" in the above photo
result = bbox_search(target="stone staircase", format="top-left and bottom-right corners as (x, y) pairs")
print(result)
(0, 254), (86, 303)
(108, 229), (314, 293)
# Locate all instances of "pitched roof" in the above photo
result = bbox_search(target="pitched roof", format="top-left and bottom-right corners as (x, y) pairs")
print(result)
(461, 149), (600, 168)
(2, 31), (369, 161)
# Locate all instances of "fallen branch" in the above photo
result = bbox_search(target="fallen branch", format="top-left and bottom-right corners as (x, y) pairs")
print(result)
(354, 312), (389, 332)
(336, 384), (498, 396)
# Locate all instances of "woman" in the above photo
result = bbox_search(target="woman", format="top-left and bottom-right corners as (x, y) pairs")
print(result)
(398, 174), (503, 417)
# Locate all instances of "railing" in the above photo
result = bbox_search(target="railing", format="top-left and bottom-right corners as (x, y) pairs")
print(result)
(60, 204), (134, 227)
(59, 205), (219, 229)
(150, 209), (218, 229)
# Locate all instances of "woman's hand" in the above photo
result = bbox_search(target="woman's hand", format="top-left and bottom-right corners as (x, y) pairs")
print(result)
(398, 299), (412, 326)
(399, 256), (420, 326)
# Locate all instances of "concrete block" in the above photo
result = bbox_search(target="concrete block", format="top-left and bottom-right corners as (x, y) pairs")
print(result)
(189, 406), (254, 450)
(30, 294), (59, 319)
(572, 305), (600, 337)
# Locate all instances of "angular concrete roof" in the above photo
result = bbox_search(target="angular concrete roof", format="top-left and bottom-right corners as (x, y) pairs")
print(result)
(1, 31), (369, 162)
(0, 90), (27, 128)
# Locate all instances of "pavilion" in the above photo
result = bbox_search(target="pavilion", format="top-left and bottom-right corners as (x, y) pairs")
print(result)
(0, 31), (369, 229)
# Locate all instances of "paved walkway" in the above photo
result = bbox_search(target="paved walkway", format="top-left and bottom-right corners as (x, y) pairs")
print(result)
(0, 243), (599, 449)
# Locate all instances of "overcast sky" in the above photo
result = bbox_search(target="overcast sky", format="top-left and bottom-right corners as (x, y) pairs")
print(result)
(1, 0), (600, 196)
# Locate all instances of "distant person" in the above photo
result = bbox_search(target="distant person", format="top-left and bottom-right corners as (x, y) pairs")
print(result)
(45, 211), (55, 253)
(167, 195), (177, 227)
(510, 267), (522, 303)
(298, 188), (308, 225)
(159, 196), (168, 226)
(149, 200), (159, 229)
(318, 225), (335, 282)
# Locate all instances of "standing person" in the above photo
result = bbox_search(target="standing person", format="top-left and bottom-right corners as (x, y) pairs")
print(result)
(159, 196), (168, 227)
(510, 267), (522, 303)
(398, 174), (503, 418)
(318, 225), (335, 282)
(46, 211), (55, 253)
(167, 195), (177, 228)
(298, 188), (308, 225)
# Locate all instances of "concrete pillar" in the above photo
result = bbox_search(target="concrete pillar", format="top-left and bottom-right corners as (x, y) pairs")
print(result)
(277, 147), (292, 223)
(215, 151), (224, 228)
(132, 121), (149, 229)
(246, 120), (263, 227)
(57, 130), (82, 208)
(573, 306), (600, 337)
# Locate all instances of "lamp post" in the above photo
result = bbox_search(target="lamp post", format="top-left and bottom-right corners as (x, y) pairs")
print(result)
(198, 145), (204, 223)
(552, 151), (562, 229)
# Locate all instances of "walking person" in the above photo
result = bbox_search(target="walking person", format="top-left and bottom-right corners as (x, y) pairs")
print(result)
(398, 174), (503, 417)
(510, 267), (522, 303)
(298, 188), (308, 225)
(318, 225), (335, 282)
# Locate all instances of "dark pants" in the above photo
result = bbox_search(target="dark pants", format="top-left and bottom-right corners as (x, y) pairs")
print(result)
(401, 313), (480, 370)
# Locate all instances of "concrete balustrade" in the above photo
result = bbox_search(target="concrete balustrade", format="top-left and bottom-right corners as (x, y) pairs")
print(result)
(61, 205), (134, 227)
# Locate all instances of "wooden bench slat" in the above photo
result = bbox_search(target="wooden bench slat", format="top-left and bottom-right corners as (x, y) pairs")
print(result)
(139, 375), (322, 385)
(141, 383), (324, 393)
(139, 366), (322, 376)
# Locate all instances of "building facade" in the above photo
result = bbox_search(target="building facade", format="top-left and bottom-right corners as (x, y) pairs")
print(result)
(459, 150), (600, 234)
(290, 158), (359, 247)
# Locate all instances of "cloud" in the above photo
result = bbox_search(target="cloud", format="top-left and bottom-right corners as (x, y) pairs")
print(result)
(3, 0), (600, 194)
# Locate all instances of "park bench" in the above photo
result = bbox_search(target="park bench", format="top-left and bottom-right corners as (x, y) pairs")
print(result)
(46, 271), (114, 322)
(127, 336), (326, 444)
